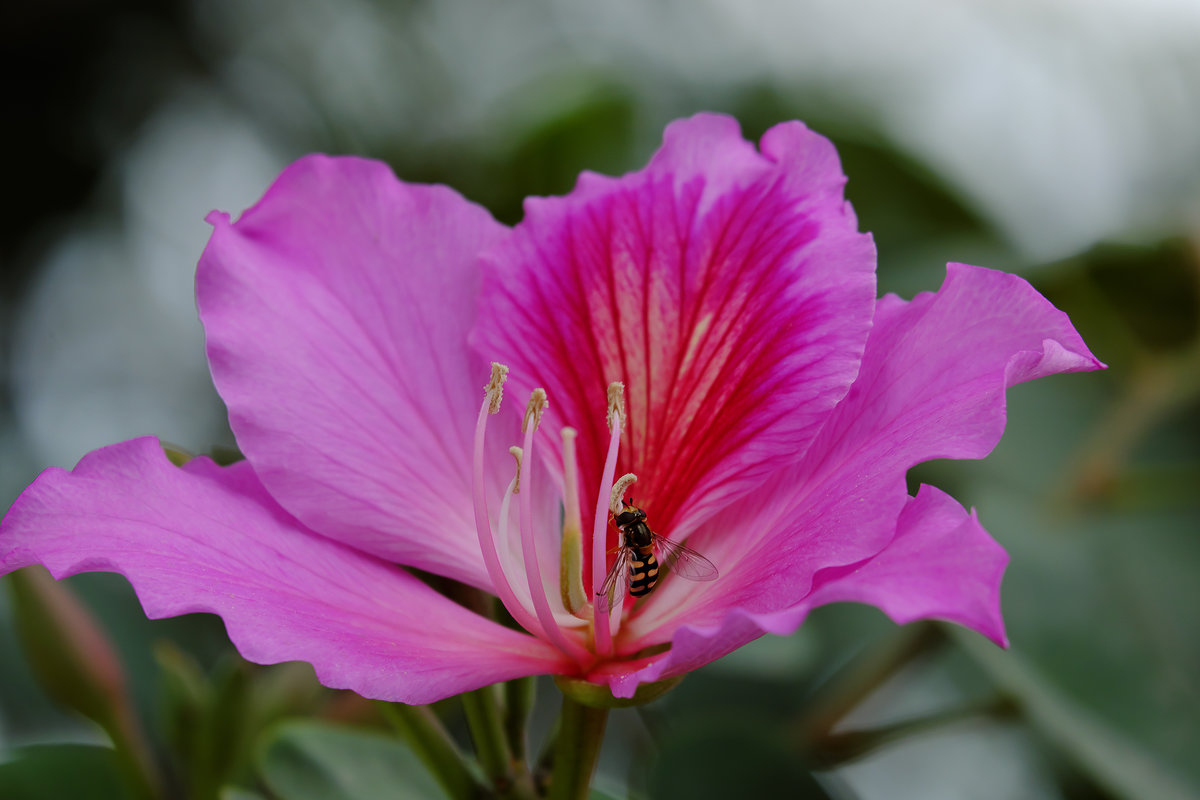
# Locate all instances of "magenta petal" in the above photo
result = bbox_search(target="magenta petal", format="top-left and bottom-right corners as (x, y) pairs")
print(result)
(804, 484), (1009, 646)
(617, 263), (1100, 689)
(475, 113), (876, 536)
(607, 487), (1005, 696)
(839, 262), (1105, 469)
(683, 262), (1102, 611)
(198, 156), (509, 588)
(0, 438), (566, 703)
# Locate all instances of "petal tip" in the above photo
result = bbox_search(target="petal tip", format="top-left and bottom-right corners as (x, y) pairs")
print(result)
(662, 111), (743, 141)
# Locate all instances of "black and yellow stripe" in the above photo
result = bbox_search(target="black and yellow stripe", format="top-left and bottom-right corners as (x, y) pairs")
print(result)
(629, 547), (661, 597)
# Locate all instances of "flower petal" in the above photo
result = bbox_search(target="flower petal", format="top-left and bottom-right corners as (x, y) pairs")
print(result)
(0, 438), (567, 704)
(648, 262), (1101, 626)
(474, 113), (876, 541)
(802, 484), (1009, 645)
(197, 156), (510, 587)
(604, 485), (1006, 697)
(617, 263), (1100, 688)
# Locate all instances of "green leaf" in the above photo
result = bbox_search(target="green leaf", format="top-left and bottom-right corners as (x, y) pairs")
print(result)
(955, 629), (1195, 800)
(157, 641), (329, 797)
(588, 786), (630, 800)
(219, 788), (268, 800)
(0, 745), (134, 800)
(649, 722), (832, 800)
(257, 721), (447, 800)
(970, 494), (1200, 793)
(1080, 239), (1200, 352)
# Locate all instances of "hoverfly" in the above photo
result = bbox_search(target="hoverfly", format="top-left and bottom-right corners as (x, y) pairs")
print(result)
(596, 501), (718, 612)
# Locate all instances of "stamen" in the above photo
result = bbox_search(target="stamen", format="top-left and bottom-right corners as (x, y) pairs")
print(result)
(610, 473), (637, 515)
(509, 446), (523, 493)
(559, 427), (589, 616)
(592, 381), (626, 656)
(471, 364), (543, 640)
(485, 362), (508, 414)
(518, 391), (589, 661)
(522, 387), (547, 432)
(607, 381), (626, 430)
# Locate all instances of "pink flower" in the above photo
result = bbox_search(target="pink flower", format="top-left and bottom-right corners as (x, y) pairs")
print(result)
(0, 114), (1102, 702)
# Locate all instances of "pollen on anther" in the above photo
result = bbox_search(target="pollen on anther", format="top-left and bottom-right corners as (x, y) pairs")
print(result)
(606, 381), (626, 430)
(610, 473), (637, 515)
(485, 363), (509, 414)
(522, 388), (548, 433)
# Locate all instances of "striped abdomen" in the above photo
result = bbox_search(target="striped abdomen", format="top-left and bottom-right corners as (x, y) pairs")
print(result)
(629, 546), (661, 597)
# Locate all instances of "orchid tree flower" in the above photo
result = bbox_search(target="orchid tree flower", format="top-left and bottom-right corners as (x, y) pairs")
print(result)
(1, 114), (1102, 797)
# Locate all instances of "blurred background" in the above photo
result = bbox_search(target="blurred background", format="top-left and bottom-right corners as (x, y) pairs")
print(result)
(2, 0), (1198, 798)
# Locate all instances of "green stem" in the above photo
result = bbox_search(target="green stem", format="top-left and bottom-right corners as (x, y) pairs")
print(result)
(533, 716), (559, 796)
(810, 694), (1016, 766)
(547, 694), (609, 800)
(503, 676), (536, 763)
(794, 621), (945, 748)
(378, 702), (482, 800)
(104, 704), (164, 800)
(1066, 343), (1200, 505)
(462, 685), (514, 793)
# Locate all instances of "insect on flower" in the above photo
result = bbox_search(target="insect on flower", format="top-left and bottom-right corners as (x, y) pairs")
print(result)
(596, 499), (719, 612)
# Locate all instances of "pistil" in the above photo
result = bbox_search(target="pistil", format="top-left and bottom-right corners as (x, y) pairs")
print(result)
(559, 427), (589, 617)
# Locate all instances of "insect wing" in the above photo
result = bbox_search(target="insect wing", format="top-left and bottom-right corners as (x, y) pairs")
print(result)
(654, 535), (718, 581)
(595, 548), (633, 612)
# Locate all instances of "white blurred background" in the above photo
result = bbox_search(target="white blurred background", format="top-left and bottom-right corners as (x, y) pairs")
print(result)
(6, 0), (1200, 471)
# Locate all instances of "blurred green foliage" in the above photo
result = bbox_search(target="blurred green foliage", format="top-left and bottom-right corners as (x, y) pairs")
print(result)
(0, 744), (136, 800)
(256, 722), (445, 800)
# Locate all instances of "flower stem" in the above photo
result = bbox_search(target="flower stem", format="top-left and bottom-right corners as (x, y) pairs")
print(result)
(504, 676), (536, 763)
(377, 702), (482, 800)
(462, 685), (515, 793)
(794, 621), (945, 747)
(809, 693), (1017, 766)
(547, 694), (609, 800)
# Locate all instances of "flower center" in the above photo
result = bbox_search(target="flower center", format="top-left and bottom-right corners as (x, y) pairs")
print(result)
(471, 363), (632, 664)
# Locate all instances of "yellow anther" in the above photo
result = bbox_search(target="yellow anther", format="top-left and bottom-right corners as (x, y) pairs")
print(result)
(606, 381), (625, 430)
(509, 446), (523, 493)
(522, 388), (548, 433)
(610, 473), (637, 515)
(485, 363), (509, 415)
